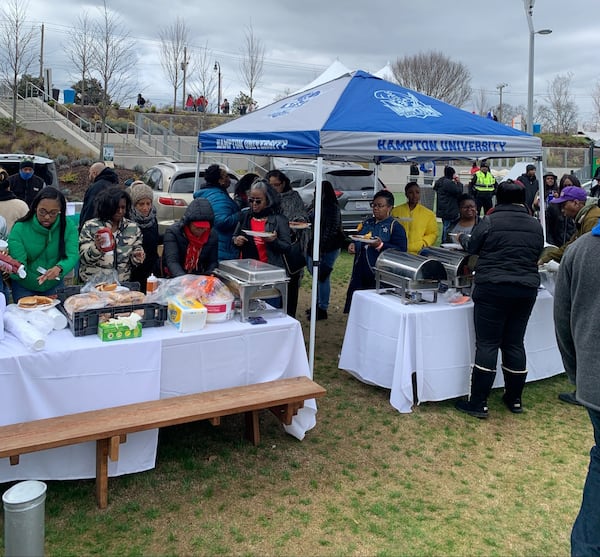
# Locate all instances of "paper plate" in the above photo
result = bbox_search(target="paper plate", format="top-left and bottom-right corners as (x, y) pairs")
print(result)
(350, 235), (378, 243)
(17, 299), (60, 311)
(242, 230), (276, 238)
(289, 222), (311, 230)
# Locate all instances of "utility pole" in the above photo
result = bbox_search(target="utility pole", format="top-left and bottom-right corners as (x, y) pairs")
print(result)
(39, 24), (44, 80)
(496, 83), (508, 123)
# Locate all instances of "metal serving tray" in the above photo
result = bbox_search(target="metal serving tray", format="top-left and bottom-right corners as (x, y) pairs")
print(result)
(419, 246), (473, 289)
(217, 259), (287, 284)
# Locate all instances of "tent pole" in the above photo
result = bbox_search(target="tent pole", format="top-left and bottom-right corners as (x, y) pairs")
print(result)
(308, 157), (324, 375)
(536, 159), (547, 240)
(193, 149), (201, 192)
(373, 161), (380, 196)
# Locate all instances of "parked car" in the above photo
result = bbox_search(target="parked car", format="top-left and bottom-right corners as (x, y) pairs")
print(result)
(0, 153), (59, 189)
(275, 160), (386, 232)
(141, 161), (240, 234)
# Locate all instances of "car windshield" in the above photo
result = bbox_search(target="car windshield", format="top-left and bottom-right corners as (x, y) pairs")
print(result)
(326, 170), (380, 192)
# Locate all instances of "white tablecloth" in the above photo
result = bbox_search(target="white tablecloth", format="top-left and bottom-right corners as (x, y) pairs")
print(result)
(339, 289), (563, 413)
(0, 314), (313, 482)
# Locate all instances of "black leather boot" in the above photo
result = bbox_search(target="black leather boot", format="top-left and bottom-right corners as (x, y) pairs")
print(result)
(501, 366), (527, 413)
(455, 365), (496, 419)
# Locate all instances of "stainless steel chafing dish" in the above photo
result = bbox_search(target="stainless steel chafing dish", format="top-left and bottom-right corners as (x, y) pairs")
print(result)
(375, 250), (447, 303)
(214, 259), (289, 321)
(419, 246), (474, 292)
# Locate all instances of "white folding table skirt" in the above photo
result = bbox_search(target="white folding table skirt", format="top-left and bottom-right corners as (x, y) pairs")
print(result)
(0, 315), (314, 482)
(339, 289), (563, 413)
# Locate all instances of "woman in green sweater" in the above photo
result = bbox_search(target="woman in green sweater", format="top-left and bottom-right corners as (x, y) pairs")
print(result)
(8, 187), (79, 302)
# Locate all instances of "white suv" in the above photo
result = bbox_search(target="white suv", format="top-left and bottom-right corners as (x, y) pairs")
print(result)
(276, 160), (386, 232)
(141, 161), (239, 234)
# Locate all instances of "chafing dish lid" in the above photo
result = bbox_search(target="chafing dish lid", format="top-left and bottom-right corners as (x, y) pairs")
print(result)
(419, 246), (472, 277)
(375, 250), (447, 281)
(218, 258), (288, 283)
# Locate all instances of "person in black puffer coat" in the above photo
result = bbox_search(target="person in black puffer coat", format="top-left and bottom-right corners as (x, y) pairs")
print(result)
(517, 163), (539, 213)
(456, 180), (544, 419)
(163, 197), (218, 277)
(79, 162), (120, 232)
(433, 165), (463, 241)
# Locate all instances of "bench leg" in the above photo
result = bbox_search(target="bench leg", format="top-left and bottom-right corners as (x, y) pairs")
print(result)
(96, 439), (109, 509)
(244, 410), (260, 446)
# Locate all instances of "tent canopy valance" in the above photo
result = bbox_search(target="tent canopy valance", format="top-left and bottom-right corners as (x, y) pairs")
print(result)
(199, 70), (542, 163)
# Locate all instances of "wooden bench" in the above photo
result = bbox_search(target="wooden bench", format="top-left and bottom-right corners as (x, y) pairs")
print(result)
(0, 376), (325, 509)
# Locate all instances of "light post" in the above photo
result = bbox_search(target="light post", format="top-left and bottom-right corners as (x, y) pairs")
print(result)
(496, 83), (508, 123)
(524, 0), (552, 133)
(214, 61), (221, 114)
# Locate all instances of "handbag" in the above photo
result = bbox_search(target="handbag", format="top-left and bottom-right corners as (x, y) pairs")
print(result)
(282, 241), (306, 275)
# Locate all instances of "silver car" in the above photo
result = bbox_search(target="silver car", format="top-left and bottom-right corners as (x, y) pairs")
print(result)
(141, 161), (239, 234)
(276, 160), (386, 232)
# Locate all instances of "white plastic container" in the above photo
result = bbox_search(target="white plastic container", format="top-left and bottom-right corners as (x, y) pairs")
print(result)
(167, 296), (207, 332)
(204, 300), (235, 323)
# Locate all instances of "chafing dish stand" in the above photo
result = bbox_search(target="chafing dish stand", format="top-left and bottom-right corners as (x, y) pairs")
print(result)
(215, 259), (289, 321)
(419, 246), (474, 293)
(375, 250), (447, 303)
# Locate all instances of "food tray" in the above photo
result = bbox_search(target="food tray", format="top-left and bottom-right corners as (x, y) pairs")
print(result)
(58, 302), (167, 337)
(56, 282), (141, 302)
(217, 259), (287, 284)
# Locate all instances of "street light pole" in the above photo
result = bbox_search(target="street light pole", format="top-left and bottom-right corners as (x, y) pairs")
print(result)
(524, 0), (552, 133)
(214, 62), (221, 114)
(496, 83), (508, 123)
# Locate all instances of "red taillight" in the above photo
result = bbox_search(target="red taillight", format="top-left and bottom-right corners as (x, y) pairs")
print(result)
(158, 197), (187, 206)
(334, 189), (343, 198)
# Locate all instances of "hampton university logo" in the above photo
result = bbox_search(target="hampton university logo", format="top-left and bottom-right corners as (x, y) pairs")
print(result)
(375, 90), (441, 119)
(269, 90), (321, 118)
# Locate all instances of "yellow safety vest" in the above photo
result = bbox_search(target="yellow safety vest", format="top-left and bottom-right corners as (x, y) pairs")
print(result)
(473, 171), (495, 192)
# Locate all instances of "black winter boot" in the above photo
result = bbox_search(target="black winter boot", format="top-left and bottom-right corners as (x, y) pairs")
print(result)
(455, 365), (497, 419)
(501, 366), (527, 413)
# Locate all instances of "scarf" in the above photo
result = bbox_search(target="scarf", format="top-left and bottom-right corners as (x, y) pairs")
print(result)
(131, 206), (157, 230)
(183, 223), (211, 272)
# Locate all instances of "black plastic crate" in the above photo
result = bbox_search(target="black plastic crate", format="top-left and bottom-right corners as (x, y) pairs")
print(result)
(56, 282), (141, 303)
(58, 302), (167, 337)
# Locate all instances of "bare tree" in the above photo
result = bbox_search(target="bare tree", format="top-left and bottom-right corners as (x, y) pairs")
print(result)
(90, 0), (136, 157)
(66, 11), (94, 106)
(592, 81), (600, 127)
(239, 25), (264, 101)
(472, 88), (489, 116)
(158, 17), (190, 111)
(392, 51), (471, 108)
(536, 73), (578, 134)
(189, 41), (217, 113)
(0, 0), (37, 134)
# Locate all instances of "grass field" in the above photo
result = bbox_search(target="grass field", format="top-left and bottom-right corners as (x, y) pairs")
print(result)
(0, 253), (589, 557)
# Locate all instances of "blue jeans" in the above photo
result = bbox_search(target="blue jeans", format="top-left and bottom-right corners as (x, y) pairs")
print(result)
(307, 249), (340, 311)
(572, 408), (600, 557)
(11, 279), (64, 302)
(442, 220), (453, 243)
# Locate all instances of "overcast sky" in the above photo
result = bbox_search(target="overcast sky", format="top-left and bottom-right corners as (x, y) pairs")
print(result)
(17, 0), (599, 125)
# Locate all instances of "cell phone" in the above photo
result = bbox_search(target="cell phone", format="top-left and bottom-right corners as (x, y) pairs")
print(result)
(248, 316), (267, 325)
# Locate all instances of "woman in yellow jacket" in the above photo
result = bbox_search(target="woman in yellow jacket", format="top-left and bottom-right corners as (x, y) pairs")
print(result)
(392, 182), (438, 254)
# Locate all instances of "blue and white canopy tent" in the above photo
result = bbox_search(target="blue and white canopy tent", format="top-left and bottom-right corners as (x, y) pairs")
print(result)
(198, 70), (543, 372)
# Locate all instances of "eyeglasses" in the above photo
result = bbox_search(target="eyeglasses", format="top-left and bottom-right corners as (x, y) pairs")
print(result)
(37, 209), (60, 218)
(248, 198), (265, 204)
(370, 202), (389, 209)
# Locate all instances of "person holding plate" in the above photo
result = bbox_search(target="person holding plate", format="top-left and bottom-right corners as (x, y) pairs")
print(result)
(233, 180), (291, 271)
(444, 194), (480, 243)
(8, 187), (79, 302)
(343, 190), (407, 313)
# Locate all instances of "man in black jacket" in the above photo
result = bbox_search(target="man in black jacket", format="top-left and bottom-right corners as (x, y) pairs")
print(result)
(517, 164), (539, 213)
(8, 159), (45, 207)
(78, 162), (119, 231)
(433, 165), (463, 241)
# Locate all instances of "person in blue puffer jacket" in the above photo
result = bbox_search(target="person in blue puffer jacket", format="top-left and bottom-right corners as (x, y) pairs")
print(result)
(193, 164), (240, 261)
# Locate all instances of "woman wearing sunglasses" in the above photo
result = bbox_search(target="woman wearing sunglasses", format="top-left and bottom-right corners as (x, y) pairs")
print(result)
(233, 180), (291, 271)
(8, 187), (79, 302)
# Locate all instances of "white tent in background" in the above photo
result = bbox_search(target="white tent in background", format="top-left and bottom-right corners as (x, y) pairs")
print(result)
(374, 61), (395, 82)
(292, 59), (351, 95)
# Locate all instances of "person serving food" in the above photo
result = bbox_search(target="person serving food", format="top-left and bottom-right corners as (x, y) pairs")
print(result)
(343, 190), (407, 313)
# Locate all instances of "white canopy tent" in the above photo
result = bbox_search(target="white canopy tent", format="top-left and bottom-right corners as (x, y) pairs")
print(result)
(198, 70), (543, 373)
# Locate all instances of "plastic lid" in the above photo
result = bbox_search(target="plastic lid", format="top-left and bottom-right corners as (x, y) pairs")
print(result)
(2, 480), (47, 505)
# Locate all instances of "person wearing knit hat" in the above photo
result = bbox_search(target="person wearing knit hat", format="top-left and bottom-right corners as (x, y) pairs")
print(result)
(129, 182), (160, 291)
(7, 157), (45, 208)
